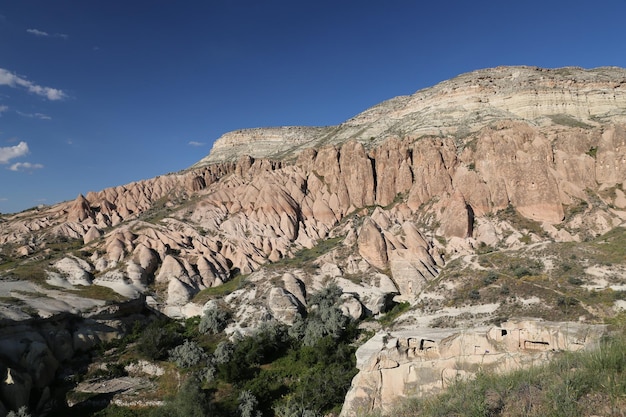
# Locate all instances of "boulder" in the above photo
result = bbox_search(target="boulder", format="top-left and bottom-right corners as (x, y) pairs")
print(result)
(268, 287), (303, 325)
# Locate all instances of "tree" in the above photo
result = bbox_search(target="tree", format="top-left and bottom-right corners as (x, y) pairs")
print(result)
(137, 319), (182, 360)
(213, 340), (234, 364)
(238, 390), (261, 417)
(168, 339), (208, 368)
(150, 376), (212, 417)
(199, 308), (231, 335)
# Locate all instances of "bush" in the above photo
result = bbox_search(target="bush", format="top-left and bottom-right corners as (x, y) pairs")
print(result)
(168, 339), (208, 368)
(213, 340), (235, 364)
(238, 390), (261, 417)
(150, 376), (212, 417)
(198, 308), (231, 335)
(289, 284), (350, 347)
(483, 271), (498, 285)
(137, 319), (183, 360)
(568, 276), (583, 286)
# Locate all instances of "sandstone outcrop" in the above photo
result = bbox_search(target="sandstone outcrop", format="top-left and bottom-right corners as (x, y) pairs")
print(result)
(340, 319), (607, 417)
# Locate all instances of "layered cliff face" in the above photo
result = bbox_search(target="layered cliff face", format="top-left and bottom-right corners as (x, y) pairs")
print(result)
(198, 66), (626, 164)
(1, 66), (626, 416)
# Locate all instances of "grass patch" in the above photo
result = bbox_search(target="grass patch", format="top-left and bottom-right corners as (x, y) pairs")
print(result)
(68, 285), (128, 302)
(266, 236), (344, 272)
(496, 204), (547, 238)
(591, 226), (626, 264)
(378, 301), (411, 327)
(192, 273), (249, 304)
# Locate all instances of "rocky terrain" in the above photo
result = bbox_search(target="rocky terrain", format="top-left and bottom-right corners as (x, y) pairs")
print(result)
(1, 65), (626, 416)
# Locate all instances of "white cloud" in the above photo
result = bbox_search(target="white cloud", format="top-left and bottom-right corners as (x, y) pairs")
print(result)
(0, 68), (66, 100)
(16, 111), (51, 120)
(0, 141), (29, 164)
(188, 141), (205, 146)
(27, 28), (68, 39)
(0, 105), (7, 114)
(27, 28), (49, 36)
(9, 162), (44, 172)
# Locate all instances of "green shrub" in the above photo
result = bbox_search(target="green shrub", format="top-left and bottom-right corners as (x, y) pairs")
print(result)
(213, 340), (235, 364)
(289, 284), (350, 346)
(198, 308), (231, 335)
(150, 376), (212, 417)
(238, 390), (261, 417)
(378, 301), (410, 327)
(482, 271), (498, 285)
(168, 339), (208, 368)
(136, 319), (183, 361)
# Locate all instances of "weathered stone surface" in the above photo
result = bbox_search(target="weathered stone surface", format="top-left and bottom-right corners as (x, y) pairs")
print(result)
(357, 218), (388, 270)
(83, 225), (103, 244)
(53, 256), (93, 286)
(282, 273), (306, 306)
(267, 287), (303, 325)
(439, 191), (474, 238)
(340, 320), (607, 417)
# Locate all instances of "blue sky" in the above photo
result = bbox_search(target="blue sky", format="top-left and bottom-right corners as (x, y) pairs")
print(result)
(1, 1), (625, 214)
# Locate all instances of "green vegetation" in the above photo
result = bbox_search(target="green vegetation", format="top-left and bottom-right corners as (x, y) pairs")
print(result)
(496, 204), (547, 238)
(198, 308), (232, 335)
(81, 284), (359, 417)
(378, 301), (411, 327)
(68, 284), (127, 302)
(591, 226), (626, 264)
(192, 273), (249, 303)
(266, 236), (344, 272)
(586, 146), (598, 158)
(136, 318), (184, 361)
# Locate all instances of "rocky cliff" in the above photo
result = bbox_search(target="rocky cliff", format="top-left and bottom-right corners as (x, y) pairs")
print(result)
(1, 65), (626, 416)
(198, 66), (626, 164)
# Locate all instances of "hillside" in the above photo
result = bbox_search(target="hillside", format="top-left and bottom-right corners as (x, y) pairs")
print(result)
(1, 65), (626, 417)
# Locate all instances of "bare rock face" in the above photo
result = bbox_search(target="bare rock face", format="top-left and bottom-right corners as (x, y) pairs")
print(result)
(338, 141), (376, 208)
(282, 273), (306, 306)
(467, 122), (565, 222)
(372, 137), (412, 206)
(195, 126), (330, 165)
(340, 320), (607, 417)
(53, 256), (93, 286)
(83, 226), (102, 244)
(596, 125), (626, 186)
(439, 191), (473, 238)
(267, 287), (304, 325)
(68, 194), (94, 223)
(357, 219), (388, 270)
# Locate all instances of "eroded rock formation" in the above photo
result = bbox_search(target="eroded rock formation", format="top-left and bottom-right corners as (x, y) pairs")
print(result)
(340, 319), (607, 417)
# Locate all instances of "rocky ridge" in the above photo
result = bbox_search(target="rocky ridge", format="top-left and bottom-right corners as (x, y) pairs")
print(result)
(198, 66), (626, 164)
(1, 65), (626, 415)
